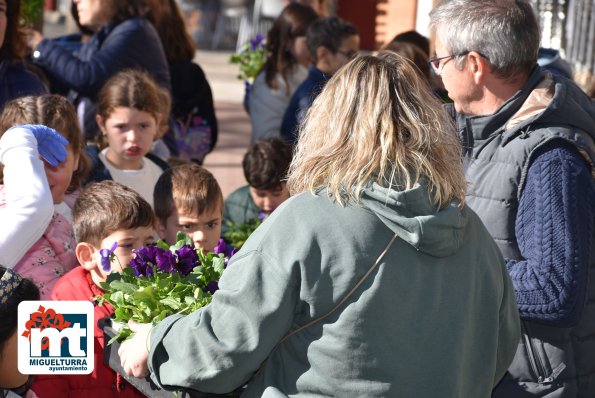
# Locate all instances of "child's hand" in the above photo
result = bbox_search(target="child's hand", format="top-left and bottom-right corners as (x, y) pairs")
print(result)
(10, 125), (69, 166)
(118, 320), (152, 378)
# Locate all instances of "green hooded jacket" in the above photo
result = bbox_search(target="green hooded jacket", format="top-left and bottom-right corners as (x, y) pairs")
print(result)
(148, 182), (520, 397)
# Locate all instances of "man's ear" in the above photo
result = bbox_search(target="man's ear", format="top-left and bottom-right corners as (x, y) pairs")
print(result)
(76, 242), (97, 271)
(469, 51), (489, 83)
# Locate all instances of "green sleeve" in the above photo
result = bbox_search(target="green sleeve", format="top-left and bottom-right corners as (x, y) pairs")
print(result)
(148, 248), (299, 394)
(494, 265), (521, 386)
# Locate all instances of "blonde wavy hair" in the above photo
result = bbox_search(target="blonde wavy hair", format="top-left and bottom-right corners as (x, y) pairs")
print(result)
(287, 50), (466, 209)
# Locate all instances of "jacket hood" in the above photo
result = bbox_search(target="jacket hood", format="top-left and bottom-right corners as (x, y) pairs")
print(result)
(360, 182), (467, 257)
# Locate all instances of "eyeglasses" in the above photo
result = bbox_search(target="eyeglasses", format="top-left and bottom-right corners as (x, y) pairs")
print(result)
(428, 51), (470, 75)
(429, 51), (490, 75)
(336, 49), (359, 60)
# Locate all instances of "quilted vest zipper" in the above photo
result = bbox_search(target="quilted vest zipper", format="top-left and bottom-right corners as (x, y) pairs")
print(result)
(522, 322), (566, 384)
(522, 329), (546, 382)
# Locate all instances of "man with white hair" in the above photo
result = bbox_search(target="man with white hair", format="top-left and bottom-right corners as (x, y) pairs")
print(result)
(430, 0), (595, 396)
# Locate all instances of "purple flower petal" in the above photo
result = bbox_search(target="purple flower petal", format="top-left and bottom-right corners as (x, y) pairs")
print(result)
(175, 245), (199, 275)
(130, 246), (162, 277)
(99, 251), (111, 272)
(156, 250), (176, 273)
(257, 211), (268, 221)
(204, 280), (219, 294)
(213, 238), (227, 255)
(99, 242), (118, 272)
(249, 33), (265, 51)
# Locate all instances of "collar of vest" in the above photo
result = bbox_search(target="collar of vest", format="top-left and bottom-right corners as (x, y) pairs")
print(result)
(458, 67), (547, 145)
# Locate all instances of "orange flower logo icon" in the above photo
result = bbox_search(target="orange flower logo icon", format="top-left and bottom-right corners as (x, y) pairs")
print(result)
(22, 305), (72, 350)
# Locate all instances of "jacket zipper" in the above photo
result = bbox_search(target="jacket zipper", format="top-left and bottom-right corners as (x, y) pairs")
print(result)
(522, 322), (566, 384)
(522, 329), (546, 382)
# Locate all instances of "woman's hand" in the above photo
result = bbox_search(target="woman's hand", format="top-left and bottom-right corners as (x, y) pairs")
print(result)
(25, 29), (44, 51)
(118, 321), (152, 378)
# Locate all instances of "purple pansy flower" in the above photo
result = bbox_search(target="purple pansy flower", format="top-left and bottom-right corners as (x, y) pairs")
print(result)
(130, 245), (162, 277)
(99, 242), (117, 272)
(213, 238), (227, 255)
(156, 250), (176, 274)
(257, 211), (268, 221)
(250, 33), (265, 51)
(204, 280), (219, 294)
(223, 247), (238, 268)
(175, 245), (200, 276)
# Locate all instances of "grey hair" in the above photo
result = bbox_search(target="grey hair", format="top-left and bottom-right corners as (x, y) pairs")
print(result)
(429, 0), (540, 81)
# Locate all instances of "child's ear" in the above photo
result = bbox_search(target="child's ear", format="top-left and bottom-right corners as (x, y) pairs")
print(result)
(316, 46), (331, 65)
(76, 242), (97, 271)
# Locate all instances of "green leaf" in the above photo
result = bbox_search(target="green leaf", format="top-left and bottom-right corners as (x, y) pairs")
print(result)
(20, 0), (44, 25)
(133, 287), (158, 309)
(113, 306), (132, 321)
(174, 232), (193, 249)
(160, 296), (182, 310)
(223, 216), (262, 249)
(212, 255), (226, 276)
(110, 291), (125, 306)
(156, 240), (170, 250)
(105, 272), (123, 284)
(109, 280), (139, 295)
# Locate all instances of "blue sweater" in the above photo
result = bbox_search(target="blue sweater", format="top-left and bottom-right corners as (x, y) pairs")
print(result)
(507, 140), (594, 326)
(280, 65), (330, 144)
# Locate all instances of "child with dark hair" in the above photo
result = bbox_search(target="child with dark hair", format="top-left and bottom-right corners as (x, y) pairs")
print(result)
(31, 180), (153, 398)
(154, 163), (224, 252)
(0, 267), (40, 398)
(280, 16), (359, 144)
(223, 137), (292, 232)
(389, 30), (430, 57)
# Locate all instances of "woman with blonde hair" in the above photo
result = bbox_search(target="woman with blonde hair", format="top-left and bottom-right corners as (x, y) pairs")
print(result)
(118, 51), (520, 397)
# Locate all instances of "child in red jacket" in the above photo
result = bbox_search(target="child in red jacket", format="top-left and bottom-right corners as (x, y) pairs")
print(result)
(32, 181), (155, 398)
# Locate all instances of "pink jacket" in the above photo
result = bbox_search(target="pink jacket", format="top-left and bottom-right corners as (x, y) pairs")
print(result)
(0, 186), (78, 298)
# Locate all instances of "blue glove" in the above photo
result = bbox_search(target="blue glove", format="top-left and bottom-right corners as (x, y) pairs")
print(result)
(8, 124), (69, 166)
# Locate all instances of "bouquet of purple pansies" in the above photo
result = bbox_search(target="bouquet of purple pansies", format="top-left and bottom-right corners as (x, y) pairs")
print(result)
(229, 33), (266, 84)
(96, 233), (228, 343)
